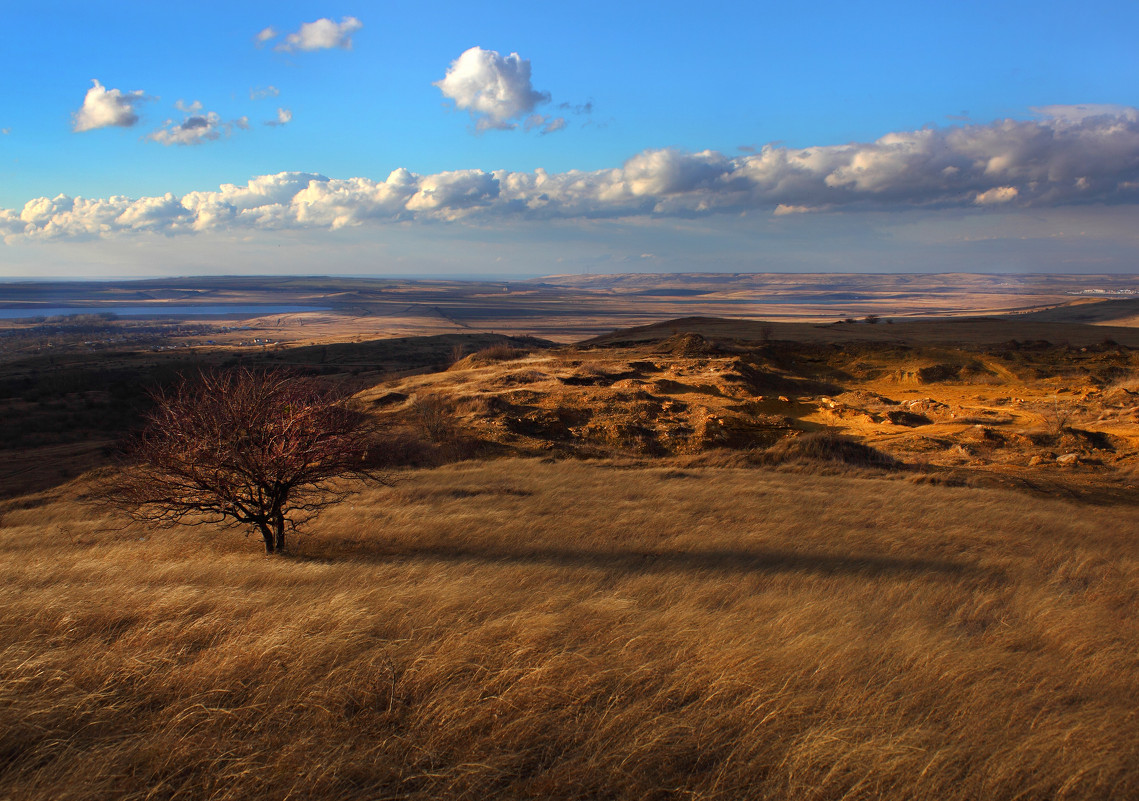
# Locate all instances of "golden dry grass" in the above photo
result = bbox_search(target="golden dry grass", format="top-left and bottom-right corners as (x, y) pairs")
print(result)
(2, 459), (1138, 800)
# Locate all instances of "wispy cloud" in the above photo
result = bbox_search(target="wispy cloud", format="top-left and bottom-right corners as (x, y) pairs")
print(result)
(524, 114), (566, 135)
(254, 26), (278, 47)
(558, 101), (593, 116)
(435, 46), (550, 131)
(264, 108), (292, 127)
(250, 85), (280, 100)
(148, 101), (249, 146)
(72, 79), (152, 132)
(275, 17), (362, 52)
(9, 107), (1139, 241)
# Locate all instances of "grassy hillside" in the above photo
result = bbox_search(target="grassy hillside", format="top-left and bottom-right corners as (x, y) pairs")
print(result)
(2, 459), (1137, 800)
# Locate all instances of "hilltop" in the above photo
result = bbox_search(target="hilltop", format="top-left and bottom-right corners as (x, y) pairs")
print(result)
(363, 317), (1139, 502)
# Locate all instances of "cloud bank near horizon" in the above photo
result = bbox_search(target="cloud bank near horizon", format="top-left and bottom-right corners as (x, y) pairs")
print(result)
(8, 106), (1139, 243)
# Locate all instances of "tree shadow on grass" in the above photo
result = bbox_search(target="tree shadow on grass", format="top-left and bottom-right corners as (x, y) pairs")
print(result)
(300, 540), (994, 582)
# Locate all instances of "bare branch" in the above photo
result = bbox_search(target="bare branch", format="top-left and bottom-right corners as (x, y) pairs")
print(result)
(100, 367), (391, 554)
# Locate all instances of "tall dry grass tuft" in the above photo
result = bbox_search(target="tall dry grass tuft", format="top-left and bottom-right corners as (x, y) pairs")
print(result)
(1, 460), (1138, 799)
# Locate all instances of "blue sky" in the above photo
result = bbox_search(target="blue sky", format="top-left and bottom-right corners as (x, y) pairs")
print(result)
(3, 0), (1139, 278)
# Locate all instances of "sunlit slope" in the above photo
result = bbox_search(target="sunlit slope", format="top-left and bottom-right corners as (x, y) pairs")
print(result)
(362, 329), (1139, 493)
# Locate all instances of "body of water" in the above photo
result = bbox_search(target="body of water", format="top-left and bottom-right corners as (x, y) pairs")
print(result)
(0, 305), (331, 320)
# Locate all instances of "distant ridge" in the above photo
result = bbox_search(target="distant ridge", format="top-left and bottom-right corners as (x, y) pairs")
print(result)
(1012, 297), (1139, 326)
(584, 314), (1139, 348)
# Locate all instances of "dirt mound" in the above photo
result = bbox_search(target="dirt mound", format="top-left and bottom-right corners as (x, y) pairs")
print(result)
(656, 332), (719, 357)
(722, 358), (841, 396)
(451, 344), (530, 369)
(884, 409), (931, 427)
(758, 432), (900, 469)
(357, 332), (1139, 480)
(1101, 385), (1139, 406)
(834, 390), (898, 407)
(364, 344), (811, 458)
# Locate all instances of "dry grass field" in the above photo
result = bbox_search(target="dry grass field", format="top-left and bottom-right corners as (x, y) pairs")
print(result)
(2, 459), (1137, 800)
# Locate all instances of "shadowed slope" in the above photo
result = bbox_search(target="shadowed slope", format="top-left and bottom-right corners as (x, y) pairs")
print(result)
(585, 315), (1139, 347)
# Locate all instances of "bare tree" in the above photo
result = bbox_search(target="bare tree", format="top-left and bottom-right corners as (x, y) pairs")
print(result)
(1043, 394), (1074, 436)
(107, 368), (386, 554)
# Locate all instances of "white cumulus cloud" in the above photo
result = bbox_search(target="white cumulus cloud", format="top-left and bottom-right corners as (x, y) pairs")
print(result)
(255, 26), (278, 46)
(435, 46), (550, 131)
(405, 170), (500, 214)
(276, 17), (362, 52)
(72, 79), (151, 132)
(8, 106), (1139, 242)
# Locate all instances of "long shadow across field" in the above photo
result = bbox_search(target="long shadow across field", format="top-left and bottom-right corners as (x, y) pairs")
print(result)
(304, 541), (993, 582)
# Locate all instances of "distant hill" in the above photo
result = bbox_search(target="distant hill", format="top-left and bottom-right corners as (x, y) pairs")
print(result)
(584, 314), (1139, 347)
(1013, 297), (1139, 327)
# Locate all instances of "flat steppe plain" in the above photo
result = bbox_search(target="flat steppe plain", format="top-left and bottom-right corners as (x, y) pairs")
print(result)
(3, 272), (1138, 345)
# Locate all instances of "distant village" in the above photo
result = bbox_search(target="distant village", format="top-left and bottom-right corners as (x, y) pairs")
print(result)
(1071, 287), (1138, 295)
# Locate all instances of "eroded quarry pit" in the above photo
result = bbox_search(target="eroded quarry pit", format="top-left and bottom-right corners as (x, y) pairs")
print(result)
(362, 322), (1139, 500)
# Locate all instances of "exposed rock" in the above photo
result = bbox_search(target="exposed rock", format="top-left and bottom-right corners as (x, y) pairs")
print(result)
(656, 332), (718, 357)
(892, 364), (962, 384)
(1065, 427), (1116, 451)
(965, 425), (1006, 445)
(834, 390), (898, 407)
(903, 397), (950, 414)
(884, 410), (931, 427)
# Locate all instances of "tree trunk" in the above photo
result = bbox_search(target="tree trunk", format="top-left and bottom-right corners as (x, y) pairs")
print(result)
(257, 523), (275, 554)
(273, 514), (286, 553)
